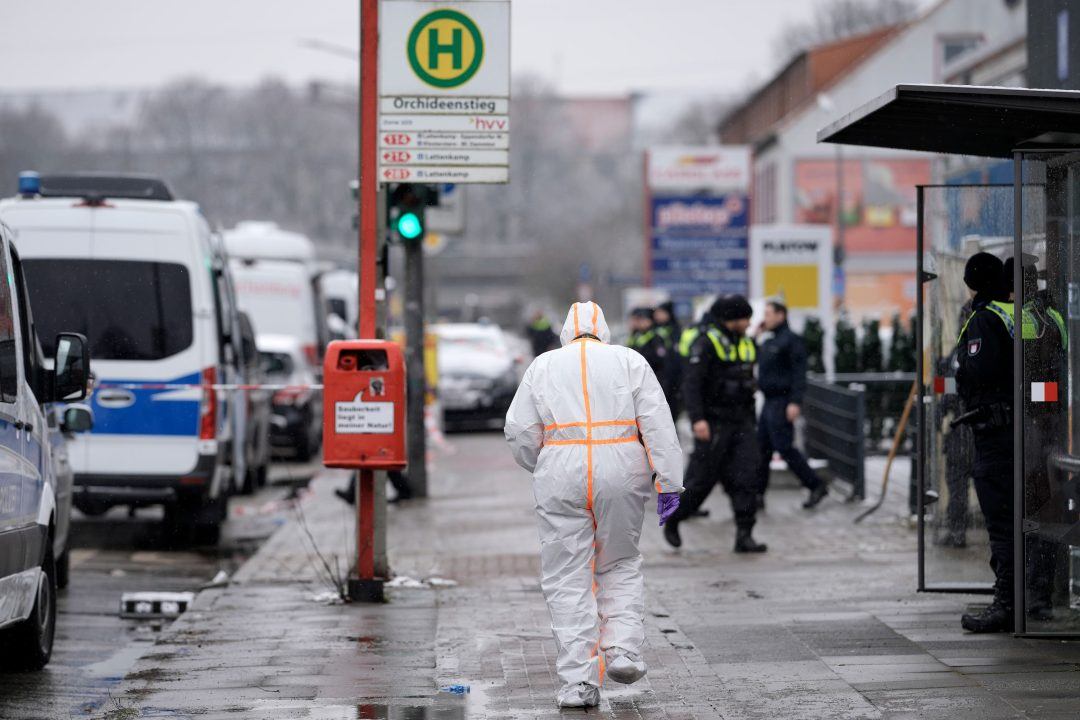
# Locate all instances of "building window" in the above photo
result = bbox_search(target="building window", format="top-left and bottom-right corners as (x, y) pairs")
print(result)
(936, 33), (983, 81)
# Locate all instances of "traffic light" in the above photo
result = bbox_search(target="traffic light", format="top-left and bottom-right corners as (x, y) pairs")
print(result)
(388, 184), (438, 244)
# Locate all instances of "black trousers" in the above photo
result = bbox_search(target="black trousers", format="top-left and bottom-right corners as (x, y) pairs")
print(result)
(971, 425), (1014, 603)
(671, 417), (759, 531)
(943, 423), (973, 536)
(757, 397), (822, 492)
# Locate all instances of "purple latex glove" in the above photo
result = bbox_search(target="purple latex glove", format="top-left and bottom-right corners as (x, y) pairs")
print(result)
(657, 492), (680, 526)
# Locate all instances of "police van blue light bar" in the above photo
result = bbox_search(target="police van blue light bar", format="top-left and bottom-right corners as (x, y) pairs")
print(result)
(18, 171), (40, 197)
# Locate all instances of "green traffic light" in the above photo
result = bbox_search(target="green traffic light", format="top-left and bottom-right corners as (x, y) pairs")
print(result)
(397, 211), (423, 240)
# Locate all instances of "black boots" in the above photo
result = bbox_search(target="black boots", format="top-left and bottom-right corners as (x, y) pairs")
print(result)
(802, 484), (828, 509)
(734, 528), (767, 553)
(961, 599), (1014, 633)
(663, 521), (682, 548)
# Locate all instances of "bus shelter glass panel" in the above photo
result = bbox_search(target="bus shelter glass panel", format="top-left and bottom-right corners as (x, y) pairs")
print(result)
(1019, 152), (1080, 636)
(918, 184), (1013, 592)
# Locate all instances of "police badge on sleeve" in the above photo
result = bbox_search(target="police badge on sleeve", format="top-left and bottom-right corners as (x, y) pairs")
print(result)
(967, 338), (982, 356)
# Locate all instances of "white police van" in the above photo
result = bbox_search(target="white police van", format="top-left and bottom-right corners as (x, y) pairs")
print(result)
(223, 221), (330, 372)
(0, 217), (92, 670)
(0, 173), (245, 544)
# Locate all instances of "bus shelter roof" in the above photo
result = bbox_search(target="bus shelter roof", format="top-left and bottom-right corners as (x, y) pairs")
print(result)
(818, 84), (1080, 159)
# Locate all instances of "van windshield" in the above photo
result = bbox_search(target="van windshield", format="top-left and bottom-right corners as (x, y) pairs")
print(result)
(22, 259), (194, 360)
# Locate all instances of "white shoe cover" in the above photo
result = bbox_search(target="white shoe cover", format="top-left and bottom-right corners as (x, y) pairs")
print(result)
(605, 649), (647, 684)
(556, 683), (600, 708)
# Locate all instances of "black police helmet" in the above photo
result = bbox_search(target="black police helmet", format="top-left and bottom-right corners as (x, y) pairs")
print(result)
(711, 294), (753, 321)
(629, 307), (654, 321)
(963, 252), (1003, 293)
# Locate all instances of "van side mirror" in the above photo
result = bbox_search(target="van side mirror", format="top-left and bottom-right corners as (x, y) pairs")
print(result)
(60, 403), (93, 434)
(53, 333), (90, 402)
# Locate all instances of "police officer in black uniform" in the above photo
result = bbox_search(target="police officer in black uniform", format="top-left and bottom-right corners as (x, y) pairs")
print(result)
(954, 252), (1015, 633)
(654, 301), (683, 418)
(627, 307), (669, 392)
(756, 299), (828, 510)
(663, 294), (766, 553)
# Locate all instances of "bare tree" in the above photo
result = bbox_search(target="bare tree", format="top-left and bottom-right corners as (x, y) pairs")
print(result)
(0, 105), (72, 188)
(443, 76), (643, 322)
(772, 0), (918, 63)
(661, 98), (736, 145)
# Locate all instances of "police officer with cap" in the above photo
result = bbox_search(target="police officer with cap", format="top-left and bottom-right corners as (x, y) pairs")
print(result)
(664, 294), (766, 553)
(626, 307), (670, 400)
(954, 252), (1015, 632)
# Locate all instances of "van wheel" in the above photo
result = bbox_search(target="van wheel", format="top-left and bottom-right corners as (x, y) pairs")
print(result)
(56, 550), (70, 590)
(240, 465), (257, 495)
(74, 499), (111, 517)
(295, 434), (313, 462)
(163, 495), (225, 548)
(193, 522), (222, 546)
(2, 545), (57, 671)
(161, 503), (194, 548)
(194, 493), (227, 546)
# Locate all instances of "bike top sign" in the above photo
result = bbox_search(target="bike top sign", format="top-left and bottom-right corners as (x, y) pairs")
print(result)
(381, 1), (510, 97)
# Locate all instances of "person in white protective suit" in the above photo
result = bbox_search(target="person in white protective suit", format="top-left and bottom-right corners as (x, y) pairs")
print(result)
(504, 301), (684, 708)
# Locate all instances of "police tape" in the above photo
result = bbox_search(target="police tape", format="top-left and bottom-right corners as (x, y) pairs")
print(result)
(96, 382), (325, 392)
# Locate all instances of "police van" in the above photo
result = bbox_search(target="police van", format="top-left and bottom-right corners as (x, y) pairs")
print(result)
(0, 217), (91, 670)
(223, 221), (330, 372)
(0, 173), (245, 544)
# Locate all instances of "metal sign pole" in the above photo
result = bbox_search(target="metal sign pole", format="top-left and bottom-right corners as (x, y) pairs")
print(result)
(351, 0), (384, 603)
(404, 239), (428, 497)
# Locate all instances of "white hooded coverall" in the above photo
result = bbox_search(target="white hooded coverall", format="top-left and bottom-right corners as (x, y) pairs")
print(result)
(504, 302), (683, 690)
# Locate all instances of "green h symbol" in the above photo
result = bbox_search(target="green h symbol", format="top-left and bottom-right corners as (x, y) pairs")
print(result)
(427, 26), (463, 69)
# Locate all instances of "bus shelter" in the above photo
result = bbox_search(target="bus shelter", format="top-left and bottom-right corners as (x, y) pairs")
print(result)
(819, 84), (1080, 637)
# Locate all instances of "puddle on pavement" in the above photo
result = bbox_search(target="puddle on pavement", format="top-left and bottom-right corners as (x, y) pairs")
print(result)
(356, 706), (465, 720)
(223, 704), (466, 719)
(83, 638), (159, 681)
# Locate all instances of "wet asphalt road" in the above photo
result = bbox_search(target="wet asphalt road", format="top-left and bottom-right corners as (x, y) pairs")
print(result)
(0, 459), (324, 720)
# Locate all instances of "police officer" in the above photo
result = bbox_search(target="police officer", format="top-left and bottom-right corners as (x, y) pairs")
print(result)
(526, 311), (559, 358)
(756, 300), (828, 510)
(653, 301), (682, 418)
(626, 307), (668, 389)
(1005, 256), (1066, 623)
(663, 294), (766, 553)
(954, 252), (1015, 633)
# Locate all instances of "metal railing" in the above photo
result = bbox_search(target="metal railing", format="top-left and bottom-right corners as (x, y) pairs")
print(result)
(803, 378), (866, 499)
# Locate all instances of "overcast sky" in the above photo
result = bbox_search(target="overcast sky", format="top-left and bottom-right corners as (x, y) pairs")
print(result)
(0, 0), (931, 98)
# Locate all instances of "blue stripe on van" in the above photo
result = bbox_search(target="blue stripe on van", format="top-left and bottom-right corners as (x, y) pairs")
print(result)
(91, 371), (201, 437)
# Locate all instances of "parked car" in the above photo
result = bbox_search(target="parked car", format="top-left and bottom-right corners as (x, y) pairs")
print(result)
(0, 218), (92, 670)
(434, 323), (521, 431)
(1, 173), (245, 544)
(236, 312), (272, 493)
(259, 334), (321, 461)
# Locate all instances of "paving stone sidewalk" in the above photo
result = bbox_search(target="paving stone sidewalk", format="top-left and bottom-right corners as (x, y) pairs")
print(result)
(94, 433), (1080, 720)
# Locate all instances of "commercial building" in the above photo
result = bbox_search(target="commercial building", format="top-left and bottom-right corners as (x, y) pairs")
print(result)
(721, 0), (1026, 322)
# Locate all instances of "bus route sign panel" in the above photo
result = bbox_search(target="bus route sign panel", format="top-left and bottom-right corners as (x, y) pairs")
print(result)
(380, 1), (510, 184)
